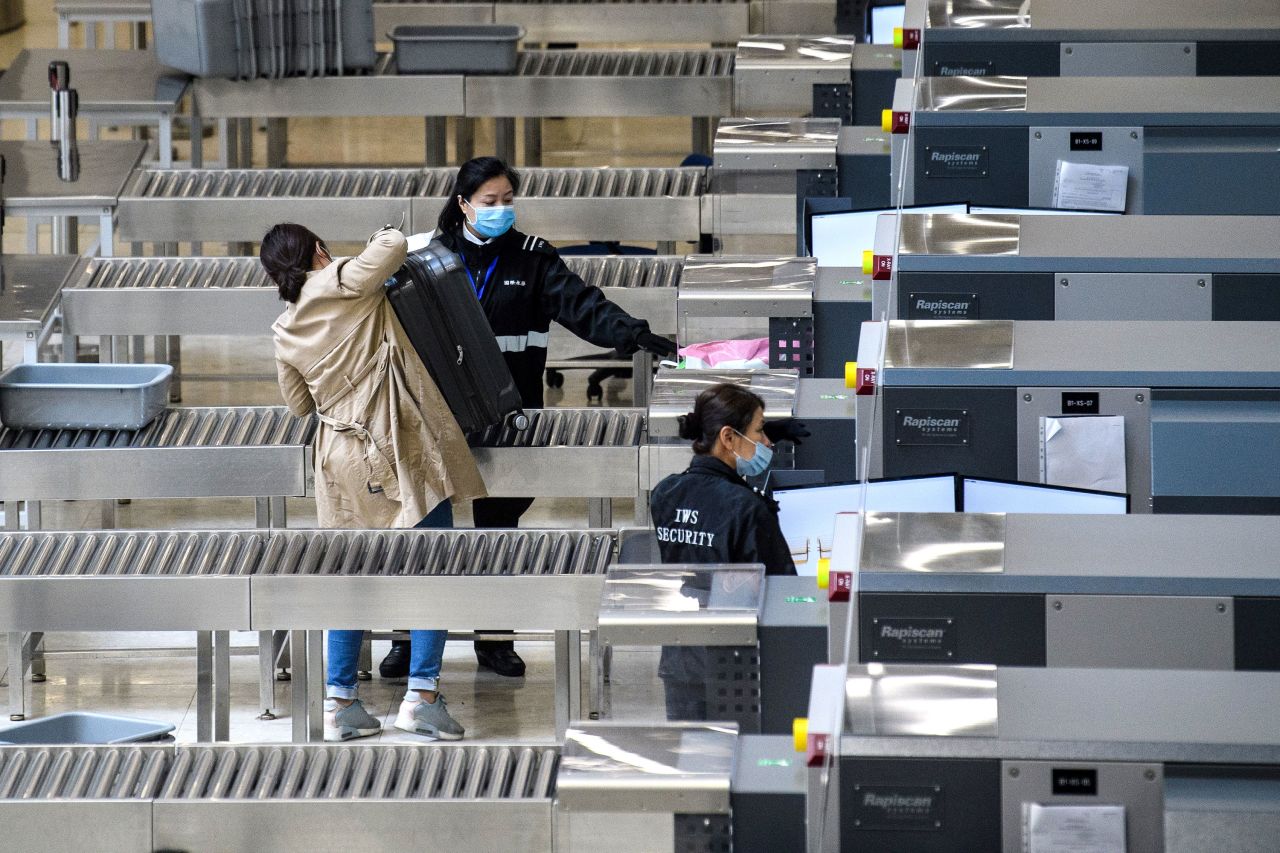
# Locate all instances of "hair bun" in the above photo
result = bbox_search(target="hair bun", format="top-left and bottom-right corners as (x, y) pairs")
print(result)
(677, 412), (702, 441)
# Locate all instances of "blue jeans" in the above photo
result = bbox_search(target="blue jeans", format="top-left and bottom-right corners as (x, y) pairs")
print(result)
(325, 500), (453, 699)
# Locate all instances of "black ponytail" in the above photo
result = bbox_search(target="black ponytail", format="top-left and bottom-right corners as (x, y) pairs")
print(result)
(438, 156), (522, 235)
(261, 223), (324, 303)
(679, 383), (765, 455)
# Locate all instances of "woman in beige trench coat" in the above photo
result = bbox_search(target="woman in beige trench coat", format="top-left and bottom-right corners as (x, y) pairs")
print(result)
(264, 223), (486, 742)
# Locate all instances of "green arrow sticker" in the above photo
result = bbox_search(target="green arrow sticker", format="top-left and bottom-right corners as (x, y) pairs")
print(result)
(784, 595), (818, 604)
(758, 758), (792, 768)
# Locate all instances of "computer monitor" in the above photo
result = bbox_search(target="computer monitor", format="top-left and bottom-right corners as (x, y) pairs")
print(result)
(969, 206), (1122, 217)
(810, 204), (968, 268)
(871, 4), (906, 44)
(960, 477), (1129, 514)
(775, 475), (960, 574)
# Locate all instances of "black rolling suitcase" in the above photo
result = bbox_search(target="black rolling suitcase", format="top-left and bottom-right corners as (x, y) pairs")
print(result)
(385, 240), (528, 433)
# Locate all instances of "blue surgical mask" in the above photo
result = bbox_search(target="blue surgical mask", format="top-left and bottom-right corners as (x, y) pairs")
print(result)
(466, 201), (515, 238)
(733, 429), (773, 478)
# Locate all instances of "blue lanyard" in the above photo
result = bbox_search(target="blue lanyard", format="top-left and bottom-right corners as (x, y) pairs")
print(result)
(464, 258), (500, 302)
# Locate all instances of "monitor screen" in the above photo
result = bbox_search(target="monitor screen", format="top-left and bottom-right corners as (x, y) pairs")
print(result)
(775, 475), (959, 574)
(961, 478), (1129, 515)
(969, 206), (1121, 217)
(871, 5), (906, 44)
(810, 204), (968, 268)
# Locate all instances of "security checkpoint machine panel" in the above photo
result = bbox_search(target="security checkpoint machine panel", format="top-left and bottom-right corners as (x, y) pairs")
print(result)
(844, 512), (1280, 671)
(898, 0), (1280, 79)
(855, 320), (1280, 514)
(734, 38), (900, 124)
(870, 214), (1280, 322)
(886, 75), (1280, 215)
(802, 663), (1280, 853)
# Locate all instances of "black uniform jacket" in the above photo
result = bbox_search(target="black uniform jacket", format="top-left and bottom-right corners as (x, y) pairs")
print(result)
(650, 455), (797, 576)
(437, 226), (651, 408)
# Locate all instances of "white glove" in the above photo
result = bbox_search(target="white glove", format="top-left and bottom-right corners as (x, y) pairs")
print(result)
(406, 231), (436, 252)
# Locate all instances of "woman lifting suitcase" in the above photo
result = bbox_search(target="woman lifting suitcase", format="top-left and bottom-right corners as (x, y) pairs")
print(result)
(263, 223), (486, 741)
(381, 156), (679, 679)
(650, 383), (806, 719)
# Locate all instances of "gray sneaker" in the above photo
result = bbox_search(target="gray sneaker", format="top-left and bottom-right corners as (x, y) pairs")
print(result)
(324, 699), (382, 742)
(394, 695), (465, 740)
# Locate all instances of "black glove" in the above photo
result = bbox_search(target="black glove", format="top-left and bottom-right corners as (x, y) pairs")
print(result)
(763, 418), (811, 446)
(636, 331), (678, 358)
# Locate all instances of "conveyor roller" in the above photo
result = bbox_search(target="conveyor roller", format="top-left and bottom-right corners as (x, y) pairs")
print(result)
(514, 49), (733, 78)
(0, 744), (559, 852)
(0, 528), (616, 578)
(0, 406), (315, 452)
(118, 166), (708, 242)
(468, 408), (645, 449)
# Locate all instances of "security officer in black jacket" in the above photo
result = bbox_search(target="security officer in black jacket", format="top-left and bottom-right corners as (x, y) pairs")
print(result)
(649, 382), (806, 719)
(382, 156), (677, 680)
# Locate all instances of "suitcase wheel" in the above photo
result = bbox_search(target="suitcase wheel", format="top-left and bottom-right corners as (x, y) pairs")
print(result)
(513, 413), (530, 431)
(545, 369), (564, 389)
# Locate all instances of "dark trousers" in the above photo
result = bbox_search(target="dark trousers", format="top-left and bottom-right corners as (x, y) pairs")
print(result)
(472, 496), (535, 653)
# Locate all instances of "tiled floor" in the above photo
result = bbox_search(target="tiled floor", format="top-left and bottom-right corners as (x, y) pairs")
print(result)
(0, 5), (671, 744)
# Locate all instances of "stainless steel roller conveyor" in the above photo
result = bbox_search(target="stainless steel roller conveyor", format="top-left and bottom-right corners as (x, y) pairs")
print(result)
(116, 165), (708, 245)
(0, 526), (617, 739)
(194, 48), (733, 168)
(0, 743), (559, 853)
(468, 408), (646, 526)
(0, 406), (314, 530)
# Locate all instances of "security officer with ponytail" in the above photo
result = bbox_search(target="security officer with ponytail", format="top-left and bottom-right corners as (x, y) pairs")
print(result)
(384, 156), (678, 680)
(649, 382), (807, 719)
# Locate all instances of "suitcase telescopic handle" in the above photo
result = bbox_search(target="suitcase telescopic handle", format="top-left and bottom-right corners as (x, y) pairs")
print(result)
(48, 61), (70, 91)
(456, 345), (464, 366)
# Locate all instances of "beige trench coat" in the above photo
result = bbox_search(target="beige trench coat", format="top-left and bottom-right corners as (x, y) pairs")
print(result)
(272, 228), (487, 529)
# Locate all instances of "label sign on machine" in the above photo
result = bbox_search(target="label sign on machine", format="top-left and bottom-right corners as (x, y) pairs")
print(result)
(907, 292), (980, 320)
(871, 617), (957, 661)
(1061, 392), (1100, 415)
(923, 146), (988, 179)
(1052, 768), (1099, 796)
(1070, 132), (1104, 152)
(933, 61), (992, 77)
(894, 409), (970, 446)
(849, 784), (945, 831)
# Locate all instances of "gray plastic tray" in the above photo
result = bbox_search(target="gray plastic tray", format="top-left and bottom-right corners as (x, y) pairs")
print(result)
(0, 712), (174, 744)
(390, 25), (523, 75)
(0, 363), (173, 431)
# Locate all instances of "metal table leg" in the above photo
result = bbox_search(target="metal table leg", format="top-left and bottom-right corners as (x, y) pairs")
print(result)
(28, 633), (44, 682)
(196, 631), (212, 740)
(587, 498), (611, 529)
(306, 631), (323, 740)
(168, 336), (182, 402)
(524, 117), (543, 166)
(257, 631), (278, 720)
(553, 630), (572, 738)
(266, 118), (288, 168)
(568, 630), (583, 722)
(495, 118), (517, 166)
(424, 117), (447, 167)
(270, 496), (287, 528)
(98, 209), (113, 257)
(158, 114), (173, 169)
(25, 502), (41, 532)
(7, 632), (26, 720)
(692, 117), (713, 156)
(455, 118), (475, 163)
(214, 631), (231, 741)
(631, 351), (653, 408)
(290, 630), (309, 742)
(588, 631), (601, 719)
(358, 635), (372, 681)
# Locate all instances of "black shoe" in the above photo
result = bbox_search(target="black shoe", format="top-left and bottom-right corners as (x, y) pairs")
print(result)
(476, 647), (526, 678)
(379, 640), (410, 680)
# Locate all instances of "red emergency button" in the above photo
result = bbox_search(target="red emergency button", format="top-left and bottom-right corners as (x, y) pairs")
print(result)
(893, 27), (921, 50)
(881, 109), (911, 134)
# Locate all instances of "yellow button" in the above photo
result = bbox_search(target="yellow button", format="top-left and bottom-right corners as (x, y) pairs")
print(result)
(881, 108), (893, 133)
(793, 717), (808, 753)
(893, 27), (904, 49)
(845, 361), (858, 389)
(817, 558), (831, 589)
(862, 249), (874, 275)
